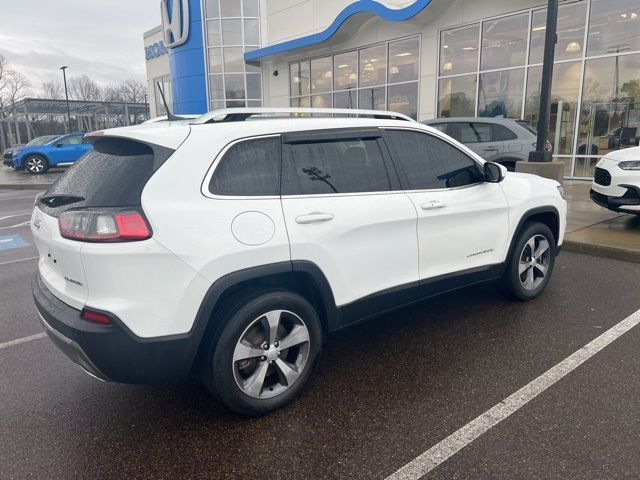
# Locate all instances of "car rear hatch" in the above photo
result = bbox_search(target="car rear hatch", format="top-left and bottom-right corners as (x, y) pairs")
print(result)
(31, 135), (178, 309)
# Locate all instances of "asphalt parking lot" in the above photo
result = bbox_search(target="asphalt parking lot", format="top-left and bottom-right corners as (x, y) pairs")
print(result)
(2, 188), (640, 479)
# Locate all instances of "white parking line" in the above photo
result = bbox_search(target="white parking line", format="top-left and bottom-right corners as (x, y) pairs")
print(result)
(385, 307), (640, 480)
(0, 195), (39, 201)
(0, 256), (38, 267)
(0, 221), (31, 230)
(0, 332), (47, 351)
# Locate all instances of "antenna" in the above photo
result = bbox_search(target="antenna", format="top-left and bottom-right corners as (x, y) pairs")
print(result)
(156, 81), (182, 121)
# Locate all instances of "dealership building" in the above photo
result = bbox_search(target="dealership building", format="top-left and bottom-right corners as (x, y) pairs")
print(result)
(143, 0), (640, 178)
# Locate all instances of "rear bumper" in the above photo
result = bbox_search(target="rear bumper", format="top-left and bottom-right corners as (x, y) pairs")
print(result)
(32, 273), (199, 384)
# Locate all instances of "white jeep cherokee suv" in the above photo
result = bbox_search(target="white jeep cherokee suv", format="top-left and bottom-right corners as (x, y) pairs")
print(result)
(31, 108), (567, 416)
(591, 147), (640, 215)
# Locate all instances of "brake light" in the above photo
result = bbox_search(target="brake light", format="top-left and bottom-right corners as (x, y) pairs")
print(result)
(59, 209), (151, 242)
(81, 308), (112, 325)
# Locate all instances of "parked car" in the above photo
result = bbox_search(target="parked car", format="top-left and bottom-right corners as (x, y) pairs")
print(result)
(12, 132), (91, 174)
(590, 146), (640, 215)
(423, 117), (552, 171)
(31, 108), (567, 416)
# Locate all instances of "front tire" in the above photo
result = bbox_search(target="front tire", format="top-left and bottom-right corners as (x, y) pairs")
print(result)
(203, 290), (322, 416)
(501, 221), (556, 301)
(25, 155), (49, 174)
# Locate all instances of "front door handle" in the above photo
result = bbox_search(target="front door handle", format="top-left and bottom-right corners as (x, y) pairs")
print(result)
(295, 212), (335, 224)
(483, 146), (499, 152)
(421, 201), (447, 211)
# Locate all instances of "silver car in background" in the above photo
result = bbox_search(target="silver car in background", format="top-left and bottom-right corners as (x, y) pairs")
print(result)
(423, 117), (552, 171)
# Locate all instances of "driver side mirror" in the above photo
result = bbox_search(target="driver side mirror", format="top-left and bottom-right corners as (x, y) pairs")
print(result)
(484, 162), (506, 183)
(55, 142), (64, 148)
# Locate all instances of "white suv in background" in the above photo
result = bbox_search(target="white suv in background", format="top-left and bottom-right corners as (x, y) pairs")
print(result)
(591, 147), (640, 215)
(31, 108), (567, 416)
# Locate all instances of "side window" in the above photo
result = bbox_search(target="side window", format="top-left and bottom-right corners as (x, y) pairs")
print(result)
(282, 137), (392, 195)
(209, 137), (281, 196)
(59, 135), (83, 145)
(471, 123), (492, 143)
(493, 124), (518, 141)
(429, 123), (448, 133)
(384, 130), (483, 190)
(448, 123), (479, 144)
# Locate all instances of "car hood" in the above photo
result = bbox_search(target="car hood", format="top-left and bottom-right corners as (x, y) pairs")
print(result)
(602, 147), (640, 163)
(506, 171), (561, 188)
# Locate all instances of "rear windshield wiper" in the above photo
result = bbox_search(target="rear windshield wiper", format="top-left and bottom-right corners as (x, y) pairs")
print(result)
(39, 195), (85, 208)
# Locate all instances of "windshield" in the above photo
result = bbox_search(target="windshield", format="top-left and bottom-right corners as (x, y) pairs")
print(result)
(26, 135), (59, 146)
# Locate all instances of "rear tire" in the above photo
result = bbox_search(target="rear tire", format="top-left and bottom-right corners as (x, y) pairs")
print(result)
(25, 155), (49, 174)
(501, 221), (556, 301)
(203, 290), (322, 416)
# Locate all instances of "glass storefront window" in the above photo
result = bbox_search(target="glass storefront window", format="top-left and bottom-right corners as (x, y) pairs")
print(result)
(220, 0), (241, 17)
(311, 94), (332, 108)
(359, 87), (386, 111)
(206, 20), (221, 47)
(389, 37), (420, 83)
(530, 2), (587, 64)
(481, 13), (529, 70)
(225, 74), (245, 99)
(438, 75), (477, 117)
(290, 97), (311, 108)
(359, 44), (387, 87)
(588, 0), (640, 56)
(525, 62), (581, 155)
(290, 61), (310, 97)
(333, 90), (357, 109)
(578, 54), (640, 174)
(244, 19), (260, 46)
(205, 0), (219, 18)
(388, 83), (419, 119)
(223, 47), (245, 73)
(478, 68), (524, 119)
(440, 24), (479, 76)
(209, 74), (224, 101)
(310, 57), (333, 94)
(222, 19), (243, 45)
(242, 0), (259, 17)
(334, 51), (358, 91)
(246, 74), (262, 99)
(208, 47), (222, 74)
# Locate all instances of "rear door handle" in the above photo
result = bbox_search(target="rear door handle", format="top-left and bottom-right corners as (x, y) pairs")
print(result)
(295, 212), (335, 224)
(421, 201), (447, 211)
(483, 146), (499, 151)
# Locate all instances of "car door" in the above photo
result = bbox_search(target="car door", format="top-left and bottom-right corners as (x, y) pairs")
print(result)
(280, 128), (419, 313)
(448, 122), (503, 161)
(383, 127), (510, 280)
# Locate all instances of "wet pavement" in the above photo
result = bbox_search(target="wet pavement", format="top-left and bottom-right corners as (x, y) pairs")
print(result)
(1, 189), (640, 479)
(0, 166), (62, 189)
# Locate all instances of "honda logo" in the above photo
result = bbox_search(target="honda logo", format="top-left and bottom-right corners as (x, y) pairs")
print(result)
(161, 0), (190, 48)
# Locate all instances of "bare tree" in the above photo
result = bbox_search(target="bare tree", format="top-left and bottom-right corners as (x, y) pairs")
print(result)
(119, 79), (147, 104)
(42, 80), (64, 100)
(0, 55), (11, 108)
(104, 84), (125, 102)
(68, 74), (102, 101)
(6, 70), (32, 105)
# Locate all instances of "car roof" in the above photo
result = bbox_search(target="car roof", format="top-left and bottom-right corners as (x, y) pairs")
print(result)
(423, 117), (521, 125)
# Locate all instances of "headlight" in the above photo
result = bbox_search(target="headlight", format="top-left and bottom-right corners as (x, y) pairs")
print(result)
(619, 161), (640, 171)
(557, 186), (565, 199)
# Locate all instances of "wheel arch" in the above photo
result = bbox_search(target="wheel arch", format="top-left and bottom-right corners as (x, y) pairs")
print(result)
(506, 206), (560, 262)
(191, 261), (339, 368)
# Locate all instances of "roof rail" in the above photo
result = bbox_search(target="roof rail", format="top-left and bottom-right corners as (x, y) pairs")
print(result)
(190, 107), (415, 125)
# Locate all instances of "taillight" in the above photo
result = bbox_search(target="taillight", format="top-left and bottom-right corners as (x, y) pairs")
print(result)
(59, 209), (151, 242)
(81, 308), (112, 325)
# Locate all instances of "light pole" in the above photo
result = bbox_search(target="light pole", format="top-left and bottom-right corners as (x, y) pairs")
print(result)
(60, 66), (72, 132)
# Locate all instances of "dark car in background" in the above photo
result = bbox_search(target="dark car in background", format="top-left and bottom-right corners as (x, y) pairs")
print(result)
(423, 117), (552, 171)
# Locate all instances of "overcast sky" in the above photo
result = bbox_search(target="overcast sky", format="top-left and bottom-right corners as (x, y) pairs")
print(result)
(0, 0), (160, 94)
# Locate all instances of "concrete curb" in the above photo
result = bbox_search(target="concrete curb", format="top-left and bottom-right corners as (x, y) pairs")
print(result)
(0, 183), (51, 191)
(563, 240), (640, 264)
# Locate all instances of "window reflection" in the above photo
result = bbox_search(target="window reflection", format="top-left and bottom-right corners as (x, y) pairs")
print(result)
(440, 25), (479, 76)
(388, 83), (418, 119)
(588, 0), (640, 56)
(334, 52), (358, 91)
(530, 2), (587, 64)
(389, 37), (420, 83)
(290, 61), (310, 97)
(358, 87), (386, 111)
(481, 13), (529, 70)
(438, 75), (477, 117)
(478, 69), (524, 119)
(359, 44), (387, 87)
(311, 57), (333, 94)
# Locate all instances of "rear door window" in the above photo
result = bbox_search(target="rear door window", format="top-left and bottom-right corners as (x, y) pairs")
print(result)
(493, 124), (518, 141)
(282, 135), (393, 195)
(209, 137), (281, 196)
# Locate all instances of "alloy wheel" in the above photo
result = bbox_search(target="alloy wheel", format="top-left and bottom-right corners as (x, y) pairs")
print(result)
(518, 234), (551, 291)
(27, 157), (44, 173)
(232, 310), (310, 399)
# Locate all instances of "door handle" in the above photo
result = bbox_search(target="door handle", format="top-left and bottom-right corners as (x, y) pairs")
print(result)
(421, 201), (447, 211)
(483, 146), (499, 151)
(295, 212), (335, 224)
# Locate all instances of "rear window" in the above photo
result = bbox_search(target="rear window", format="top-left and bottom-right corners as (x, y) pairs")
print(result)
(38, 137), (173, 217)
